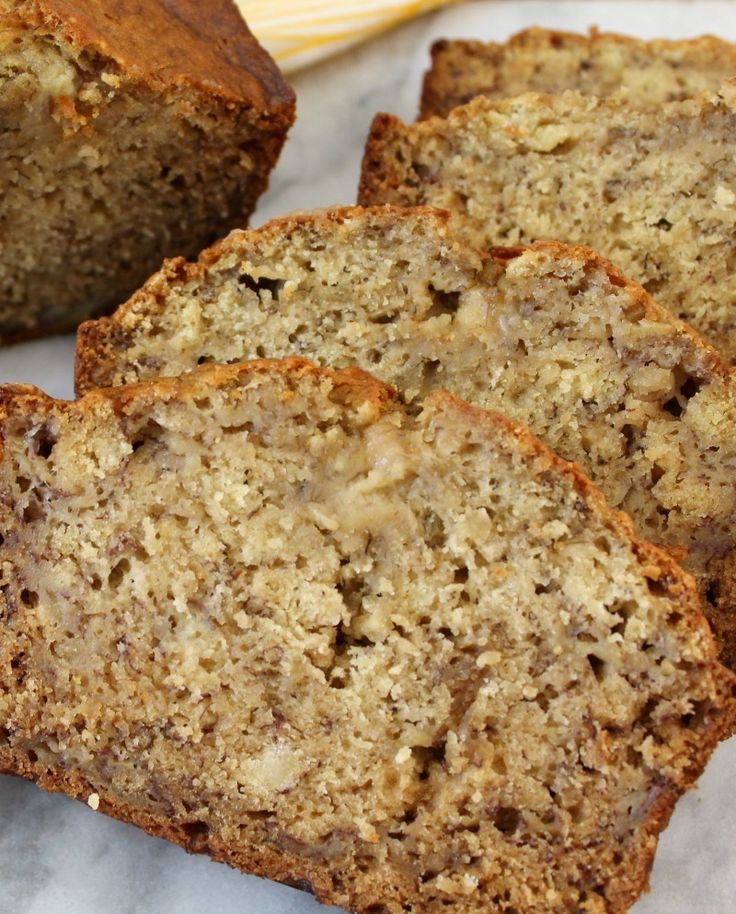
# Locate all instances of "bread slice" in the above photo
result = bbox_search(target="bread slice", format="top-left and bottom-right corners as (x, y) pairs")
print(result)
(420, 28), (736, 119)
(0, 0), (294, 343)
(359, 88), (736, 362)
(76, 206), (736, 671)
(1, 357), (733, 913)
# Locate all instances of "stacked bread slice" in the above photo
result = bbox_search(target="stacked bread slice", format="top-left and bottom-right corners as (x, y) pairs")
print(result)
(420, 28), (736, 118)
(3, 340), (734, 914)
(360, 75), (736, 362)
(77, 206), (736, 673)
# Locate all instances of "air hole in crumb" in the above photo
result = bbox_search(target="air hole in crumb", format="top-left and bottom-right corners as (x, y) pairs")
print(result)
(587, 654), (606, 683)
(238, 274), (284, 300)
(621, 423), (636, 454)
(650, 464), (665, 485)
(662, 397), (683, 418)
(16, 477), (30, 493)
(22, 500), (44, 523)
(197, 355), (210, 365)
(453, 566), (469, 584)
(427, 285), (461, 318)
(638, 698), (658, 726)
(369, 311), (397, 325)
(255, 345), (266, 358)
(108, 558), (131, 590)
(492, 806), (520, 835)
(680, 376), (701, 400)
(27, 749), (38, 763)
(34, 428), (56, 459)
(646, 576), (668, 597)
(420, 359), (441, 397)
(414, 744), (445, 782)
(681, 699), (711, 729)
(181, 820), (210, 844)
(20, 589), (38, 608)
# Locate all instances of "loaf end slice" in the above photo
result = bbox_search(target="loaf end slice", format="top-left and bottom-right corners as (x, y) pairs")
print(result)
(0, 0), (294, 342)
(420, 28), (736, 118)
(360, 88), (736, 361)
(76, 206), (736, 671)
(1, 357), (734, 913)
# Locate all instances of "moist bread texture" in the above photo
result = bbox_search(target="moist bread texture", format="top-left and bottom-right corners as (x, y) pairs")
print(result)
(359, 89), (736, 361)
(1, 358), (734, 914)
(420, 28), (736, 119)
(0, 0), (294, 342)
(76, 207), (736, 671)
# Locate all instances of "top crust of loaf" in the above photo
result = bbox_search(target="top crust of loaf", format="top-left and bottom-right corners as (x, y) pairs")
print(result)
(420, 27), (736, 119)
(0, 0), (295, 112)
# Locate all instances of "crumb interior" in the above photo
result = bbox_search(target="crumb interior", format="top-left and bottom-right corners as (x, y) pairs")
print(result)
(360, 92), (736, 362)
(0, 365), (727, 913)
(84, 213), (736, 667)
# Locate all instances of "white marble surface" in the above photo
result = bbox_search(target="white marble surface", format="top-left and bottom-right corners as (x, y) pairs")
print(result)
(1, 2), (735, 912)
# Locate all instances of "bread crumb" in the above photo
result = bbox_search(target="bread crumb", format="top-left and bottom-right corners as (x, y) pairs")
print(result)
(394, 746), (412, 764)
(87, 793), (100, 811)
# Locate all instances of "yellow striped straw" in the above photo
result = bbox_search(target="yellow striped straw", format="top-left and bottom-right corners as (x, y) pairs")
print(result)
(236, 0), (460, 72)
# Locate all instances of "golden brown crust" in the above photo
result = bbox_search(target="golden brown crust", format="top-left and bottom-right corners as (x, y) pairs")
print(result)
(419, 27), (736, 119)
(0, 0), (295, 113)
(12, 357), (394, 428)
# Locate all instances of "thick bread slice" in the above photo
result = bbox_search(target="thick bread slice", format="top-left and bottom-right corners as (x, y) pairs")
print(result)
(359, 88), (736, 361)
(76, 207), (736, 670)
(1, 357), (734, 914)
(0, 0), (294, 342)
(420, 28), (736, 119)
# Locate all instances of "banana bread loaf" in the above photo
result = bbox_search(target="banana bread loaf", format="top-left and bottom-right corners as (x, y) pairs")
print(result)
(76, 206), (736, 671)
(1, 358), (733, 914)
(0, 0), (294, 342)
(420, 28), (736, 119)
(359, 88), (736, 361)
